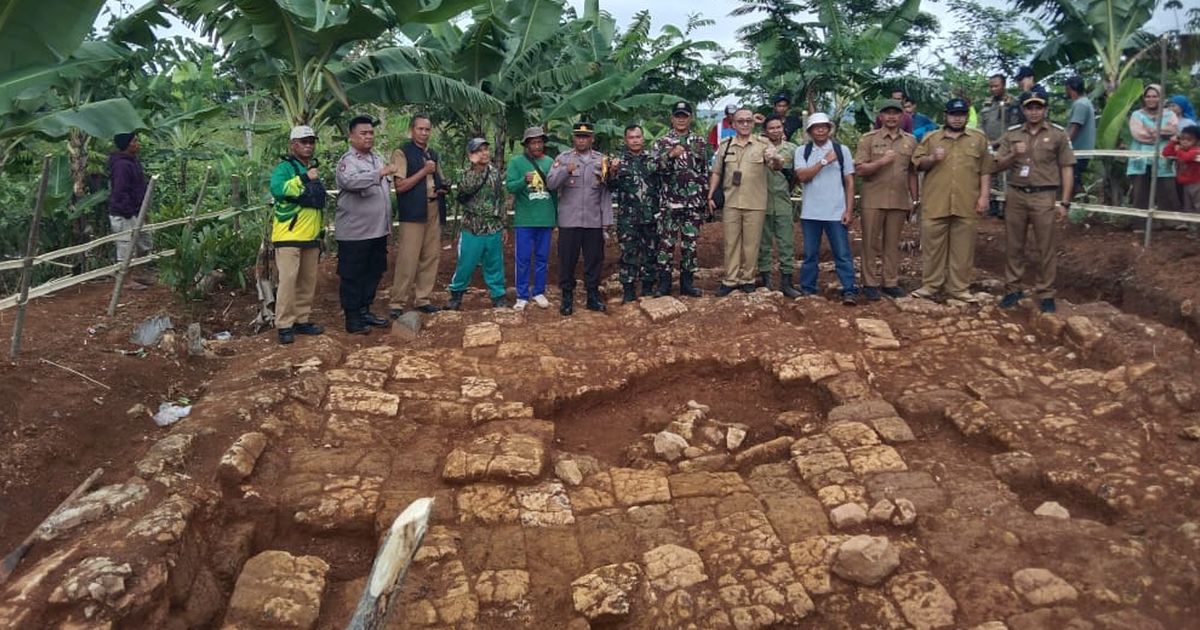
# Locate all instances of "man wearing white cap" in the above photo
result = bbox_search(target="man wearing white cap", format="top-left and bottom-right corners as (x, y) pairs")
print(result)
(270, 125), (327, 344)
(793, 112), (859, 305)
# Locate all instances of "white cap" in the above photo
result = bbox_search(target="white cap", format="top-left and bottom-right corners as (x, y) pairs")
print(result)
(289, 125), (316, 140)
(805, 112), (832, 130)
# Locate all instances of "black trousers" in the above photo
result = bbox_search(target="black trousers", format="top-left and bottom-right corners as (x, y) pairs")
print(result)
(558, 227), (604, 292)
(1073, 159), (1088, 198)
(336, 236), (387, 315)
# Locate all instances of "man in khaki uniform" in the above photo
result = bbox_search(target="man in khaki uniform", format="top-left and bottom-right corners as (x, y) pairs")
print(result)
(708, 107), (781, 295)
(911, 98), (993, 302)
(855, 99), (918, 300)
(994, 90), (1074, 313)
(389, 114), (448, 315)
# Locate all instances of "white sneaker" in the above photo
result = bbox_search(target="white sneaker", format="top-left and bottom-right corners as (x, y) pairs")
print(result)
(532, 294), (551, 309)
(513, 299), (528, 311)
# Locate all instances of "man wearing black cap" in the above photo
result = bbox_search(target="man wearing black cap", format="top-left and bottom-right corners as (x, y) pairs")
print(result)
(547, 121), (613, 315)
(856, 99), (918, 300)
(652, 101), (711, 297)
(108, 131), (153, 288)
(771, 94), (803, 141)
(993, 90), (1074, 314)
(911, 98), (993, 303)
(446, 138), (509, 310)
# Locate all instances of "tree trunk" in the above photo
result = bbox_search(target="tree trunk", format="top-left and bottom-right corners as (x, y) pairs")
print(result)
(242, 97), (258, 156)
(67, 130), (91, 274)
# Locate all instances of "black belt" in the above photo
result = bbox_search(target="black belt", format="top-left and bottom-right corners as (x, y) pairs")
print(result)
(1008, 184), (1059, 194)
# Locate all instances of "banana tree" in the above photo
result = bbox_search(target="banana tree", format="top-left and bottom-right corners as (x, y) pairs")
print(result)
(170, 0), (500, 131)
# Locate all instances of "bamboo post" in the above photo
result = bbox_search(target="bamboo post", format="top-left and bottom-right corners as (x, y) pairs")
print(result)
(346, 498), (433, 630)
(231, 173), (242, 231)
(1143, 35), (1168, 249)
(107, 175), (158, 317)
(8, 156), (53, 361)
(189, 166), (212, 225)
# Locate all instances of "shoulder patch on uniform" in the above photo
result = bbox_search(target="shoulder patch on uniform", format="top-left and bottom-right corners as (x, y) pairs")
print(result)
(1007, 123), (1022, 130)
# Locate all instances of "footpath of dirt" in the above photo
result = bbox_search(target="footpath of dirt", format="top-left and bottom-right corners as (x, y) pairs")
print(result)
(0, 219), (1198, 630)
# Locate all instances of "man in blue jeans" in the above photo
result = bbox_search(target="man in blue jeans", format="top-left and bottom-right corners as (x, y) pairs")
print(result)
(793, 113), (859, 305)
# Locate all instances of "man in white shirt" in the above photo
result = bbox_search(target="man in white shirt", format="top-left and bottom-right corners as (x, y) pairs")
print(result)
(793, 113), (859, 305)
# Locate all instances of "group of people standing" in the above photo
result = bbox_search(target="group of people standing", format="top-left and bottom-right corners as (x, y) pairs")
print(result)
(262, 80), (1197, 344)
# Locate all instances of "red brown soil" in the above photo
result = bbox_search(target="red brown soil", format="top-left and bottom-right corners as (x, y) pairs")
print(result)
(1, 215), (1196, 611)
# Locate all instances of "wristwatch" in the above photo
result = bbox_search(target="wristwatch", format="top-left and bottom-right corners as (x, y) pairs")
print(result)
(819, 158), (829, 166)
(1058, 201), (1070, 209)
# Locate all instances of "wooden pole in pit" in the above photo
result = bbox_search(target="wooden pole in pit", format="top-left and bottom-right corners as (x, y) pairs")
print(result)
(107, 175), (159, 317)
(9, 156), (53, 361)
(346, 497), (433, 630)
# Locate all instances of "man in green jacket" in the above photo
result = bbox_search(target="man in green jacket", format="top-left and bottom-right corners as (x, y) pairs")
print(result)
(269, 125), (327, 344)
(504, 126), (557, 311)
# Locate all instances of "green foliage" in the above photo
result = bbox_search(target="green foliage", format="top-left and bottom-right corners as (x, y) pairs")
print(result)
(155, 212), (267, 300)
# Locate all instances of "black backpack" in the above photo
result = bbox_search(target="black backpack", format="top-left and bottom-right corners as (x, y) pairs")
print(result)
(803, 141), (846, 190)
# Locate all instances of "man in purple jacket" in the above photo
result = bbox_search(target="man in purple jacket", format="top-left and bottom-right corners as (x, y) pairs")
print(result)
(109, 132), (152, 288)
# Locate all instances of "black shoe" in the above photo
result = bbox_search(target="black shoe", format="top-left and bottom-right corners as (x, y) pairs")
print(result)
(641, 278), (656, 296)
(863, 286), (882, 301)
(360, 309), (389, 327)
(492, 295), (511, 309)
(654, 272), (671, 298)
(758, 272), (772, 289)
(881, 286), (906, 298)
(999, 291), (1024, 309)
(780, 273), (802, 298)
(679, 271), (701, 297)
(841, 292), (859, 306)
(560, 291), (574, 316)
(1040, 298), (1056, 313)
(716, 284), (737, 297)
(277, 327), (295, 345)
(740, 283), (756, 293)
(345, 315), (370, 335)
(585, 288), (606, 312)
(389, 308), (404, 319)
(622, 283), (638, 304)
(293, 322), (324, 335)
(415, 303), (441, 314)
(445, 291), (464, 311)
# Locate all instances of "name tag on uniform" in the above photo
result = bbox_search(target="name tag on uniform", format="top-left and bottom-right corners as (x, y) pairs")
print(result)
(1019, 165), (1030, 178)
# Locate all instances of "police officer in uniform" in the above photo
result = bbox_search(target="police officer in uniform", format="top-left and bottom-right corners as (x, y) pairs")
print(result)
(994, 90), (1075, 313)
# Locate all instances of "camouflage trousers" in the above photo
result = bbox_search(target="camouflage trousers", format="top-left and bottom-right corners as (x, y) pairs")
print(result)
(618, 222), (659, 285)
(656, 206), (701, 274)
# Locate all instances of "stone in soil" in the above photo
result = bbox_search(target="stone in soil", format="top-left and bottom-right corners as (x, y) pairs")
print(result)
(223, 550), (329, 629)
(888, 571), (958, 629)
(653, 430), (689, 462)
(39, 480), (149, 540)
(832, 535), (900, 585)
(610, 467), (672, 506)
(441, 432), (545, 483)
(640, 296), (688, 323)
(642, 544), (708, 592)
(463, 321), (502, 348)
(1033, 501), (1070, 519)
(1011, 567), (1079, 606)
(571, 562), (643, 621)
(218, 432), (268, 482)
(475, 569), (530, 607)
(516, 481), (575, 527)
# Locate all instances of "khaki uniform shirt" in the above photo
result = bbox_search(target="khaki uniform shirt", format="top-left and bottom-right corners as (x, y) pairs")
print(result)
(766, 139), (797, 216)
(718, 135), (772, 211)
(390, 148), (446, 203)
(855, 128), (917, 210)
(912, 127), (993, 219)
(997, 121), (1075, 188)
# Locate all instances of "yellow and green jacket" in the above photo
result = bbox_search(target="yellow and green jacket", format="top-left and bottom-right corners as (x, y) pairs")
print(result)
(269, 157), (324, 247)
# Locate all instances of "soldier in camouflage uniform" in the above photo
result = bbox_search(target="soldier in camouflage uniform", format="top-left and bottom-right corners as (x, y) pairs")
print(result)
(651, 101), (711, 298)
(611, 124), (660, 303)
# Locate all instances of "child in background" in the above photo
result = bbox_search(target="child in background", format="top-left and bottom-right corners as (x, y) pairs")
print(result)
(1164, 126), (1200, 219)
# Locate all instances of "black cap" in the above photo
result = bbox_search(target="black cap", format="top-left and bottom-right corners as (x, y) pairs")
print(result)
(1015, 66), (1034, 81)
(944, 98), (969, 113)
(771, 93), (790, 105)
(1020, 90), (1048, 107)
(113, 132), (136, 150)
(671, 101), (693, 116)
(466, 137), (489, 153)
(572, 121), (595, 135)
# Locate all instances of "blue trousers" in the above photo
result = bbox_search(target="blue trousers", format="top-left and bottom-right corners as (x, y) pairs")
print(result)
(514, 226), (552, 300)
(799, 219), (858, 295)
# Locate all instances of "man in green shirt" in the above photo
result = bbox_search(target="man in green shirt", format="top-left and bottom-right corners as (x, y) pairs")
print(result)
(447, 138), (509, 310)
(1065, 76), (1095, 197)
(269, 125), (327, 344)
(504, 127), (557, 310)
(757, 115), (801, 297)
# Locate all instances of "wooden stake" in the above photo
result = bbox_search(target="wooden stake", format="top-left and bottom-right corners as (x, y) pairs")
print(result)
(9, 155), (52, 361)
(107, 175), (158, 317)
(39, 358), (111, 390)
(1143, 35), (1168, 249)
(189, 166), (212, 225)
(346, 498), (433, 629)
